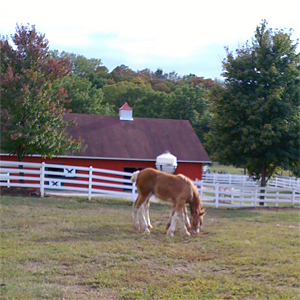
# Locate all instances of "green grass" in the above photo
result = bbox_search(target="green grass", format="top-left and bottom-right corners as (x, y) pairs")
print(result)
(1, 195), (300, 299)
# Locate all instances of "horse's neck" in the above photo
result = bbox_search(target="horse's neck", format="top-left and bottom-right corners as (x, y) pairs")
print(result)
(189, 195), (200, 213)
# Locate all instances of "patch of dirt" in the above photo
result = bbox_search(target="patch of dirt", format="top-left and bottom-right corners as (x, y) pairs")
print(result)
(0, 187), (49, 197)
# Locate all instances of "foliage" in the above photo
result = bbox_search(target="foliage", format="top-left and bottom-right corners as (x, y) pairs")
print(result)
(103, 79), (154, 114)
(1, 196), (299, 299)
(167, 84), (210, 141)
(0, 24), (84, 161)
(53, 74), (114, 115)
(206, 20), (300, 184)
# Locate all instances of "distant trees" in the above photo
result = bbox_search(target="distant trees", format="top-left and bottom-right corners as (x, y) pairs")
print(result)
(51, 50), (213, 142)
(206, 20), (300, 183)
(0, 24), (84, 161)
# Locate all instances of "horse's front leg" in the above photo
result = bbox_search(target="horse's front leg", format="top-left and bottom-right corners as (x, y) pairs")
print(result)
(166, 205), (176, 231)
(166, 205), (190, 233)
(166, 210), (179, 237)
(179, 209), (190, 236)
(182, 205), (191, 230)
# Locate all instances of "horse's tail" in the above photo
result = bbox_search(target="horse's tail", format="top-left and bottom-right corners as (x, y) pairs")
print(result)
(130, 170), (140, 183)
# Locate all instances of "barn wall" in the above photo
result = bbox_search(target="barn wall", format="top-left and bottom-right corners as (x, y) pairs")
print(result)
(175, 162), (203, 180)
(0, 155), (203, 180)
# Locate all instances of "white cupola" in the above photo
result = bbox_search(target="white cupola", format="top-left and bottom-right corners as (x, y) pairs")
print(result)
(156, 150), (178, 174)
(119, 103), (133, 121)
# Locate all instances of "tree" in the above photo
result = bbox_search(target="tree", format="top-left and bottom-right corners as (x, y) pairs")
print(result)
(133, 91), (170, 119)
(206, 20), (300, 186)
(0, 24), (84, 162)
(103, 79), (153, 113)
(54, 74), (114, 115)
(51, 51), (109, 89)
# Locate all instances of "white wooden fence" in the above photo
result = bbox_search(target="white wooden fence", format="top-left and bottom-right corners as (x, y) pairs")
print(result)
(0, 161), (137, 201)
(1, 160), (299, 208)
(195, 180), (300, 208)
(201, 173), (257, 186)
(269, 176), (300, 189)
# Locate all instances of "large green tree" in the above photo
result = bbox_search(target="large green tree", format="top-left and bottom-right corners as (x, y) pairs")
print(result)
(206, 20), (300, 185)
(0, 24), (84, 161)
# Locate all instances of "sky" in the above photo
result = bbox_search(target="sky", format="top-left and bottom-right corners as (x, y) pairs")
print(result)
(1, 0), (299, 79)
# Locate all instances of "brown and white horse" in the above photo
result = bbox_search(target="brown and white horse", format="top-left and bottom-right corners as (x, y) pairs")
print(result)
(131, 168), (206, 237)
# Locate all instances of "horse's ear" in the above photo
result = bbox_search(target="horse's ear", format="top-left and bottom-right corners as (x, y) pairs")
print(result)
(200, 208), (206, 216)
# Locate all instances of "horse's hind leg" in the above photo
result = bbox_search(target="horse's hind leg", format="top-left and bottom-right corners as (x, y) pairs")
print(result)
(132, 195), (141, 231)
(144, 198), (152, 229)
(138, 202), (150, 235)
(133, 193), (151, 235)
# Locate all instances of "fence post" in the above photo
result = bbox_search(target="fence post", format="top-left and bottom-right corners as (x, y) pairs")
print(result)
(132, 182), (136, 202)
(254, 187), (257, 207)
(199, 180), (203, 197)
(40, 162), (45, 198)
(215, 183), (219, 209)
(292, 186), (295, 207)
(88, 166), (93, 201)
(7, 172), (10, 188)
(230, 187), (234, 204)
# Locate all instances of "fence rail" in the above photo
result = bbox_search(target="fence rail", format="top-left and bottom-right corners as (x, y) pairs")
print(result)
(202, 173), (300, 189)
(0, 161), (137, 201)
(201, 173), (257, 186)
(195, 180), (300, 208)
(1, 160), (299, 208)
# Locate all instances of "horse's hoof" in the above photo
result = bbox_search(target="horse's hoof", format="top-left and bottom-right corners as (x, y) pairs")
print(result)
(133, 223), (140, 231)
(192, 228), (200, 235)
(148, 224), (153, 229)
(167, 229), (174, 237)
(144, 227), (151, 235)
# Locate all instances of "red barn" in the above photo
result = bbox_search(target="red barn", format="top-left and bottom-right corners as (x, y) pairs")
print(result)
(1, 103), (210, 180)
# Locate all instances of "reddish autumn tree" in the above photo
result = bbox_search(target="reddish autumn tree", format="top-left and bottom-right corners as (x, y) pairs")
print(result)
(0, 24), (84, 162)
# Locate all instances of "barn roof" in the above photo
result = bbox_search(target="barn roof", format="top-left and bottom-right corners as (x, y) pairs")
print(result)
(63, 113), (211, 163)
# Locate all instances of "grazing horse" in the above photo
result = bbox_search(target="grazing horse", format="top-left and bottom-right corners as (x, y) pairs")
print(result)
(131, 168), (206, 237)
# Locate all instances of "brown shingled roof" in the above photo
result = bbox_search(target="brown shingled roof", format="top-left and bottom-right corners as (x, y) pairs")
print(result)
(63, 113), (210, 163)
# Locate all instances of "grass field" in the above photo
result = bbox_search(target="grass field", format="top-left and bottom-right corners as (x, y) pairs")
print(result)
(1, 195), (300, 299)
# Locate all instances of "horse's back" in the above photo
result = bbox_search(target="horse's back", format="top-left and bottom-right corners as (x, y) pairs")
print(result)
(136, 168), (158, 195)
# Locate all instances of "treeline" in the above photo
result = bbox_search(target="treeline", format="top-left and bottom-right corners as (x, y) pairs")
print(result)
(51, 51), (219, 143)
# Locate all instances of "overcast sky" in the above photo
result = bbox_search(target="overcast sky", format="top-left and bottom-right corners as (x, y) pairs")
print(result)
(1, 0), (299, 79)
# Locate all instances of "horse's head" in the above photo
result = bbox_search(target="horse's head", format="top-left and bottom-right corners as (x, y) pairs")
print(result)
(190, 207), (206, 234)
